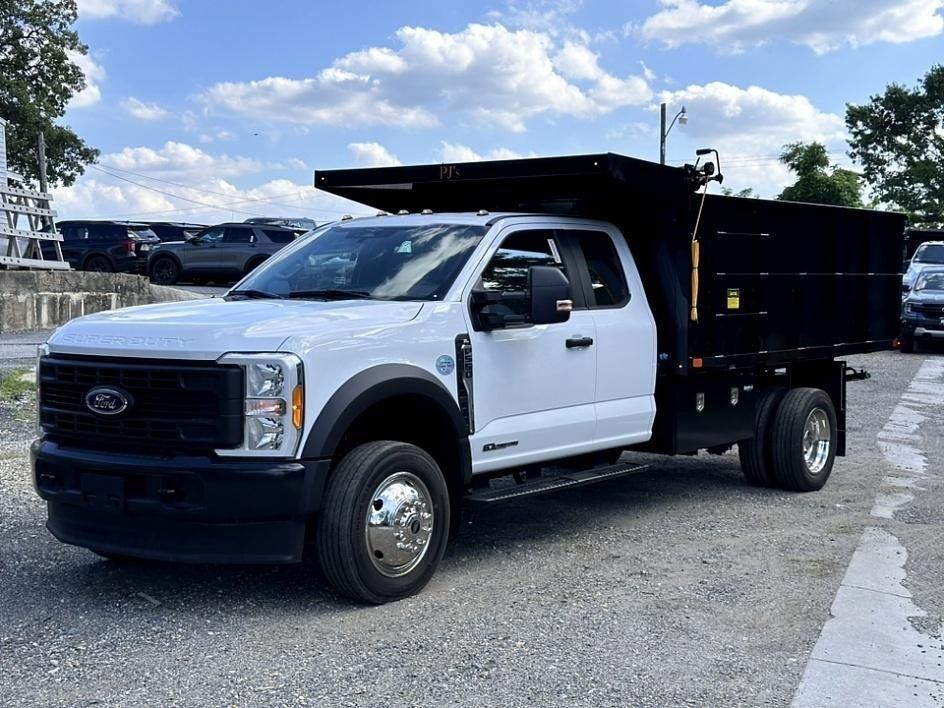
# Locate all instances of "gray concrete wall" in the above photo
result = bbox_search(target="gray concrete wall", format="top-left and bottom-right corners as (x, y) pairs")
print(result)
(0, 271), (200, 333)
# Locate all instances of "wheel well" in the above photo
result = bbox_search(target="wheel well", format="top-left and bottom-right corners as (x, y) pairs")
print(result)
(245, 255), (268, 272)
(150, 252), (180, 269)
(82, 252), (111, 267)
(333, 394), (466, 501)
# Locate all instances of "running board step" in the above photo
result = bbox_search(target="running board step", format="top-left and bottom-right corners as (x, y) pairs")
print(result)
(465, 462), (649, 504)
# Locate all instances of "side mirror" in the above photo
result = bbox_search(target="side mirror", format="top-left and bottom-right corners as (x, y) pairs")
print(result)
(528, 265), (572, 325)
(469, 266), (572, 331)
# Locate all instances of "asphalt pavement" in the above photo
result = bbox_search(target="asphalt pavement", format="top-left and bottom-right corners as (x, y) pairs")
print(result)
(0, 349), (942, 706)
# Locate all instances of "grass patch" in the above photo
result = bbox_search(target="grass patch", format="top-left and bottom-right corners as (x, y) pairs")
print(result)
(0, 368), (36, 402)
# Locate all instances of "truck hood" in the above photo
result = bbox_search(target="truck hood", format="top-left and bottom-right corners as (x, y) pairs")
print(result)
(48, 298), (424, 360)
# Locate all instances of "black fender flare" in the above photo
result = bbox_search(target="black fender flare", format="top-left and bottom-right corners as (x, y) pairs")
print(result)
(301, 364), (472, 487)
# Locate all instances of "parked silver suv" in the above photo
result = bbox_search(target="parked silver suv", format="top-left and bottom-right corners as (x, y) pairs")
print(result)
(147, 222), (303, 285)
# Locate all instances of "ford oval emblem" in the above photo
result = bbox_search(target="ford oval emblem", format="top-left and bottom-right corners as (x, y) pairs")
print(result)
(85, 386), (131, 416)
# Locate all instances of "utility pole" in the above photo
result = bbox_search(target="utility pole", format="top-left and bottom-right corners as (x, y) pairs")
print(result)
(37, 132), (48, 194)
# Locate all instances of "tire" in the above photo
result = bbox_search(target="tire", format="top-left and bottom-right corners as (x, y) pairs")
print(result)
(244, 256), (268, 275)
(316, 441), (450, 604)
(738, 387), (787, 487)
(900, 333), (915, 353)
(150, 256), (180, 285)
(770, 388), (838, 492)
(84, 255), (112, 272)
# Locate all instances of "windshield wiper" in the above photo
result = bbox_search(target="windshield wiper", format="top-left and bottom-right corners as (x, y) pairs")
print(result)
(226, 289), (285, 300)
(289, 289), (372, 300)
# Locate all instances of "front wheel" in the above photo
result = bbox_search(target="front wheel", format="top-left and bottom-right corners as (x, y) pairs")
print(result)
(316, 441), (450, 604)
(771, 388), (837, 492)
(150, 256), (180, 285)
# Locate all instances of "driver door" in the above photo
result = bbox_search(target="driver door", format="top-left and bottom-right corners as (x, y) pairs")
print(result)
(465, 227), (597, 474)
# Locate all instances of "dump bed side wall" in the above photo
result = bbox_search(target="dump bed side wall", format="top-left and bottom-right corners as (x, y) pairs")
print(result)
(687, 195), (904, 368)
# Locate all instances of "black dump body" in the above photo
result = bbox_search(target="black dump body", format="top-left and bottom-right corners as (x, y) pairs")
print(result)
(316, 153), (905, 377)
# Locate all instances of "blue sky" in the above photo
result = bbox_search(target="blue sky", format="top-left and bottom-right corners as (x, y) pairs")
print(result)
(54, 0), (944, 223)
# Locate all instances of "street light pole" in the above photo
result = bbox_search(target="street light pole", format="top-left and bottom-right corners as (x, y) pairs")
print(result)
(660, 103), (667, 165)
(659, 103), (687, 165)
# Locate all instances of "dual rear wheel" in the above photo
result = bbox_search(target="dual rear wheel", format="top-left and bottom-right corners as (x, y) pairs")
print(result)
(739, 387), (837, 492)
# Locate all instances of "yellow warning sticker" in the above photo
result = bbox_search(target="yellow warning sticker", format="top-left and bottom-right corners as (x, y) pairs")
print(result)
(727, 288), (741, 310)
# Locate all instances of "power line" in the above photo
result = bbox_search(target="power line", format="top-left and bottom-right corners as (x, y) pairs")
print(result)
(92, 162), (363, 216)
(89, 165), (269, 218)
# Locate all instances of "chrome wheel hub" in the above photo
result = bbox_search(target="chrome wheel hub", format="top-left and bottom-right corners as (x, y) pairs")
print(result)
(802, 407), (831, 475)
(365, 471), (434, 578)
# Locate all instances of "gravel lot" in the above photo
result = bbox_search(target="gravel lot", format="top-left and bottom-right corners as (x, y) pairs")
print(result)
(1, 349), (942, 707)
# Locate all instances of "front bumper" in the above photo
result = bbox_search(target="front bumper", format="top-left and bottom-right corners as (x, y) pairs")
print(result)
(32, 439), (330, 564)
(902, 319), (944, 339)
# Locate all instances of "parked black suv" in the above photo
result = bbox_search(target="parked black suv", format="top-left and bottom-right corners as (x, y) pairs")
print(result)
(147, 222), (206, 242)
(147, 222), (302, 285)
(47, 221), (161, 273)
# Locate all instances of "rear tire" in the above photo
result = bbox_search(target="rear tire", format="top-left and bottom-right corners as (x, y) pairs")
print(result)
(738, 387), (787, 487)
(316, 441), (450, 604)
(770, 388), (837, 492)
(84, 255), (112, 272)
(150, 256), (180, 285)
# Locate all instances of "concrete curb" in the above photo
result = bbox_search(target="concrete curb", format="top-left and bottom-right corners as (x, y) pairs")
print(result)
(0, 271), (202, 333)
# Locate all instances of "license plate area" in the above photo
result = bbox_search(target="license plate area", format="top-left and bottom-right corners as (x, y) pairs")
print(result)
(80, 473), (125, 512)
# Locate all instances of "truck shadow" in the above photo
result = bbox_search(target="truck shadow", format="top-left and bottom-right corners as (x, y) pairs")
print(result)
(20, 454), (781, 614)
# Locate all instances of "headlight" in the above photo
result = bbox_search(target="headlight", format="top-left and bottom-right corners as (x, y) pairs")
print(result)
(215, 353), (304, 458)
(903, 303), (914, 314)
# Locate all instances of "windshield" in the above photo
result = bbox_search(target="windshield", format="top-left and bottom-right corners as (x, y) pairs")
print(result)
(235, 222), (486, 301)
(913, 244), (944, 264)
(915, 272), (944, 292)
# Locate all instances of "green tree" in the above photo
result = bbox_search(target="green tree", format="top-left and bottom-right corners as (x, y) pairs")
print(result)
(846, 65), (944, 227)
(0, 0), (98, 187)
(721, 187), (757, 198)
(777, 142), (863, 207)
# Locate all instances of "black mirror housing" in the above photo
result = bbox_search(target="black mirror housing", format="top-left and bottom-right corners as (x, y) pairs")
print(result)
(529, 265), (572, 325)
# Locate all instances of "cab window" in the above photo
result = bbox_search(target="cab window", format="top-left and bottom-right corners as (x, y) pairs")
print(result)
(477, 230), (566, 318)
(569, 230), (630, 308)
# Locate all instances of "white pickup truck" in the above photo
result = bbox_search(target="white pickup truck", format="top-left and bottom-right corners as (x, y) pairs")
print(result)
(33, 153), (904, 603)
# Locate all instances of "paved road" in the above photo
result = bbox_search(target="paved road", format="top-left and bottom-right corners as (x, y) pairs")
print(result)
(0, 350), (942, 706)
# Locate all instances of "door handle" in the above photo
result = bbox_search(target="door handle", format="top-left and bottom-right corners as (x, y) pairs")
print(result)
(566, 336), (594, 349)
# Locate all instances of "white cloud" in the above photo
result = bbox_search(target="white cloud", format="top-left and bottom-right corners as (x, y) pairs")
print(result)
(121, 97), (170, 121)
(638, 0), (944, 53)
(52, 175), (367, 224)
(657, 82), (846, 195)
(67, 51), (105, 109)
(437, 142), (532, 162)
(348, 142), (402, 167)
(77, 0), (179, 24)
(101, 141), (263, 179)
(488, 0), (583, 34)
(202, 23), (651, 132)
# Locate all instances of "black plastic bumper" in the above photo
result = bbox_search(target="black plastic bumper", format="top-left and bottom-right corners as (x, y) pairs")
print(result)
(32, 439), (331, 564)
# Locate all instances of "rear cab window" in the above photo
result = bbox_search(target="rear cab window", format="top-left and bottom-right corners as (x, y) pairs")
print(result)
(566, 230), (630, 308)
